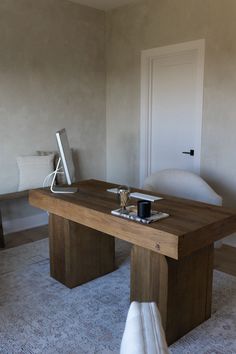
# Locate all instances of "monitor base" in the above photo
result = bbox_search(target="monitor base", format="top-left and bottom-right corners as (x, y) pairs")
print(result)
(50, 157), (78, 194)
(51, 185), (78, 194)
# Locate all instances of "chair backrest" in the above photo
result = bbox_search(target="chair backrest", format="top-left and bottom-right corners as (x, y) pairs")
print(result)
(120, 302), (169, 354)
(144, 169), (222, 206)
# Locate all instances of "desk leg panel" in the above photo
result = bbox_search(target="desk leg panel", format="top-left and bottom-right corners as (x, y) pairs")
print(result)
(49, 214), (115, 288)
(130, 244), (213, 345)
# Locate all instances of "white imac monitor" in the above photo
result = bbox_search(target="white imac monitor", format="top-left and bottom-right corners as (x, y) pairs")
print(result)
(51, 128), (78, 193)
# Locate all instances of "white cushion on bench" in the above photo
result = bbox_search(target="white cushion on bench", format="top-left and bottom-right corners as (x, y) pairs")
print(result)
(37, 150), (67, 185)
(17, 154), (54, 191)
(120, 302), (169, 354)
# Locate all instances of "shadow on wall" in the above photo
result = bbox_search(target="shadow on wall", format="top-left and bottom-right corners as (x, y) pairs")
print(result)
(72, 149), (81, 182)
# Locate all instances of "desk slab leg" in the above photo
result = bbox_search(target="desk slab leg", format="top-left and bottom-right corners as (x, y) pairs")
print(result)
(49, 214), (115, 288)
(130, 244), (213, 345)
(0, 210), (5, 248)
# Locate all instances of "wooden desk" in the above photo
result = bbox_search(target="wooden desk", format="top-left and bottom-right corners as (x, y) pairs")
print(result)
(29, 179), (236, 344)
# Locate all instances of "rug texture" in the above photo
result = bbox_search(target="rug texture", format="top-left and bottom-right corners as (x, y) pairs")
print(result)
(0, 239), (236, 354)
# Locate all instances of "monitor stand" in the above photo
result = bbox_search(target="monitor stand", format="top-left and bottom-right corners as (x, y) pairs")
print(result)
(50, 158), (78, 194)
(51, 185), (78, 194)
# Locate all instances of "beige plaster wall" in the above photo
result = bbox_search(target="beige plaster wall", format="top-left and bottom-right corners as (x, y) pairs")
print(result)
(0, 0), (106, 194)
(106, 0), (236, 207)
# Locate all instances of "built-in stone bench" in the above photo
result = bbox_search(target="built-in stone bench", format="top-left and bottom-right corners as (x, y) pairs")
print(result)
(0, 190), (29, 248)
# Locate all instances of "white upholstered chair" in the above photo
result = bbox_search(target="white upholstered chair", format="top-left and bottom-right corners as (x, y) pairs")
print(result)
(120, 302), (169, 354)
(144, 169), (222, 206)
(144, 169), (223, 247)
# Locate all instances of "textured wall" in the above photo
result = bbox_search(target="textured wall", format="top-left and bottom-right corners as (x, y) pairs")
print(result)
(0, 0), (106, 194)
(106, 0), (236, 207)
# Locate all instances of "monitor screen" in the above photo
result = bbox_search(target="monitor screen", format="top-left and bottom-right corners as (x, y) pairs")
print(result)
(55, 128), (75, 185)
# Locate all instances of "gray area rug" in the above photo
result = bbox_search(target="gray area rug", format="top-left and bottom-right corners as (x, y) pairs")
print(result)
(0, 239), (236, 354)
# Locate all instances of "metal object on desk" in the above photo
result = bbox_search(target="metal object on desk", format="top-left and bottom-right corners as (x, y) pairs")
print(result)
(118, 185), (130, 214)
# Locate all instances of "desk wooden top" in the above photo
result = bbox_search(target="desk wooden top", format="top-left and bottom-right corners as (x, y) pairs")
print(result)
(29, 179), (236, 260)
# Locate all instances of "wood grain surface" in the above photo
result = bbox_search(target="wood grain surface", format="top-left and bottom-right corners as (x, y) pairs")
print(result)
(49, 214), (115, 288)
(0, 190), (28, 201)
(130, 244), (214, 344)
(29, 179), (236, 260)
(29, 179), (236, 344)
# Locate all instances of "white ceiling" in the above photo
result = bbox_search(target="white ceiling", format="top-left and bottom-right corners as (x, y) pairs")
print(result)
(68, 0), (139, 11)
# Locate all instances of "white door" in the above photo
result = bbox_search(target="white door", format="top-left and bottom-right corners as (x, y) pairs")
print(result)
(140, 40), (205, 186)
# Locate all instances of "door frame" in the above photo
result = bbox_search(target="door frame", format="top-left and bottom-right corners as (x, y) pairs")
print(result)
(139, 39), (205, 187)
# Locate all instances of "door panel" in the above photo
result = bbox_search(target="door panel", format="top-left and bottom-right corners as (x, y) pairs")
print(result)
(151, 51), (197, 173)
(140, 40), (205, 187)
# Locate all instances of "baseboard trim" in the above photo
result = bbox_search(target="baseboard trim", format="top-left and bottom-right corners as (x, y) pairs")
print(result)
(3, 213), (48, 235)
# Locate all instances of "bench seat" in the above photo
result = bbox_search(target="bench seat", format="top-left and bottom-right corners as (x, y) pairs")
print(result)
(0, 190), (29, 247)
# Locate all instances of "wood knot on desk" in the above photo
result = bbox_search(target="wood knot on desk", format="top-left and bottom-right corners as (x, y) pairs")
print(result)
(155, 243), (160, 251)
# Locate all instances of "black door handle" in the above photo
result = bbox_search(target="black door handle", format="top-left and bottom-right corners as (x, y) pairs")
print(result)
(182, 149), (194, 156)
